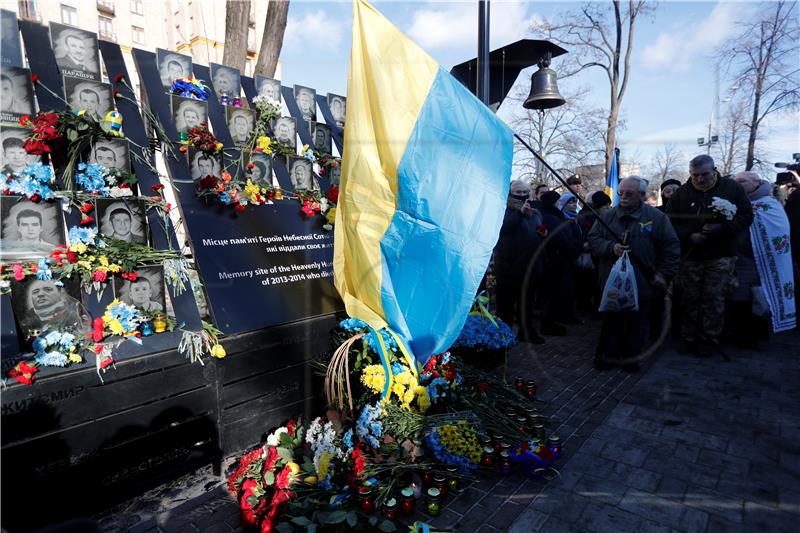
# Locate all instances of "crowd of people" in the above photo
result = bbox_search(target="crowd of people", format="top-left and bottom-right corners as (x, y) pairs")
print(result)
(493, 154), (798, 372)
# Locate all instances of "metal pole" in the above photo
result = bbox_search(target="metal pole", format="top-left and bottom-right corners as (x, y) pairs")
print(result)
(477, 0), (490, 105)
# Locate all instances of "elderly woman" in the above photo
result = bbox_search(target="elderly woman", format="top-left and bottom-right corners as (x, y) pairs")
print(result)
(727, 171), (796, 347)
(493, 180), (546, 343)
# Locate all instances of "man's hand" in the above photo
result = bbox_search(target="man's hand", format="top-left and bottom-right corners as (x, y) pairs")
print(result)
(653, 272), (667, 290)
(613, 243), (629, 257)
(690, 232), (707, 245)
(521, 201), (534, 216)
(702, 223), (724, 234)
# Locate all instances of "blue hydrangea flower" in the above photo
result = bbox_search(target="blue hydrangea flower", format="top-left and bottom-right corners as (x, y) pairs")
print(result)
(6, 163), (55, 200)
(339, 317), (368, 332)
(452, 315), (516, 350)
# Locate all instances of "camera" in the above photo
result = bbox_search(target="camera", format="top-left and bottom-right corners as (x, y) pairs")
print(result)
(775, 153), (800, 185)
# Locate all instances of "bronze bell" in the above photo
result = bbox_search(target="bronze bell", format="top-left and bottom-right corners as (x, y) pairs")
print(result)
(523, 54), (565, 110)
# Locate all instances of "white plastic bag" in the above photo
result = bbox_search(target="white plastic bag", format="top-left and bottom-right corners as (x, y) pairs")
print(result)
(598, 250), (639, 312)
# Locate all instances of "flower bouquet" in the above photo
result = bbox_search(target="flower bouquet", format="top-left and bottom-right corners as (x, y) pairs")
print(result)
(508, 440), (557, 479)
(449, 310), (516, 371)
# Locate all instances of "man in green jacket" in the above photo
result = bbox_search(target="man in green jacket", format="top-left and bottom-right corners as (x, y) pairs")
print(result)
(665, 154), (754, 356)
(589, 177), (681, 371)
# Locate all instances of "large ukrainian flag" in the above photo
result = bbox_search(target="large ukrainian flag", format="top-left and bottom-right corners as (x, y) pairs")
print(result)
(334, 0), (513, 364)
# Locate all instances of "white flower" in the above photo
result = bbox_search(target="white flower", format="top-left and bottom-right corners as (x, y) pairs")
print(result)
(109, 186), (134, 198)
(711, 197), (737, 221)
(266, 427), (288, 446)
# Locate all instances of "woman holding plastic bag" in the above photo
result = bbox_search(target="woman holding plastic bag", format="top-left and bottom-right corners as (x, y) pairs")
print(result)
(588, 177), (681, 371)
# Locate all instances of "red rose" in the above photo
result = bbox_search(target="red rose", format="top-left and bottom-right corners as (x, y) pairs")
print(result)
(151, 184), (165, 192)
(326, 185), (339, 203)
(286, 419), (296, 437)
(66, 251), (79, 263)
(198, 176), (219, 190)
(30, 194), (40, 203)
(19, 115), (30, 126)
(247, 163), (254, 169)
(242, 479), (258, 495)
(234, 204), (245, 212)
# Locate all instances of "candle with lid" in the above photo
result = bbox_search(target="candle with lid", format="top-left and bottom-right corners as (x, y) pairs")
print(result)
(400, 488), (415, 516)
(358, 485), (376, 514)
(382, 497), (398, 520)
(547, 435), (562, 458)
(426, 488), (442, 516)
(514, 376), (526, 391)
(499, 451), (513, 475)
(432, 473), (447, 497)
(481, 446), (495, 467)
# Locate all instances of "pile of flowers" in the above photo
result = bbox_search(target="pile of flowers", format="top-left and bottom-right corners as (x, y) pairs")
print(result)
(425, 422), (483, 474)
(31, 330), (82, 367)
(2, 162), (55, 199)
(183, 124), (222, 153)
(170, 77), (211, 101)
(253, 95), (281, 123)
(74, 162), (135, 197)
(451, 314), (515, 351)
(18, 112), (62, 155)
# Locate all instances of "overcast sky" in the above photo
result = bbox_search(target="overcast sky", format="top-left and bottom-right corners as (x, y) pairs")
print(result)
(278, 0), (799, 178)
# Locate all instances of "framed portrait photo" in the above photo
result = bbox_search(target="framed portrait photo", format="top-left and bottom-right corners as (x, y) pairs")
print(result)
(210, 63), (242, 101)
(156, 48), (193, 89)
(88, 138), (130, 173)
(327, 93), (346, 128)
(64, 77), (113, 123)
(293, 85), (316, 123)
(328, 165), (342, 186)
(0, 195), (65, 260)
(95, 198), (148, 245)
(287, 156), (317, 192)
(272, 116), (296, 153)
(311, 122), (332, 155)
(1, 9), (23, 68)
(10, 276), (84, 337)
(1, 67), (35, 124)
(246, 152), (273, 187)
(171, 95), (207, 135)
(1, 125), (41, 176)
(188, 147), (222, 181)
(113, 265), (166, 313)
(49, 22), (101, 81)
(254, 75), (282, 104)
(226, 107), (255, 147)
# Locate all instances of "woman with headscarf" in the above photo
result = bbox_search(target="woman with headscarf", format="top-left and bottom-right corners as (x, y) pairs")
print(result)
(493, 180), (546, 343)
(538, 191), (583, 334)
(726, 172), (796, 347)
(658, 179), (682, 212)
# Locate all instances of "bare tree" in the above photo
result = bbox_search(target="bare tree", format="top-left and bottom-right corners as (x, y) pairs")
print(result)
(717, 1), (799, 170)
(254, 0), (291, 77)
(534, 1), (651, 176)
(652, 143), (685, 182)
(222, 0), (251, 71)
(509, 84), (606, 185)
(713, 96), (750, 176)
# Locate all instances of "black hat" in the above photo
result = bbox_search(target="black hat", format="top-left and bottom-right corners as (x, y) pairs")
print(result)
(589, 191), (612, 208)
(660, 179), (681, 191)
(540, 190), (561, 207)
(566, 175), (582, 185)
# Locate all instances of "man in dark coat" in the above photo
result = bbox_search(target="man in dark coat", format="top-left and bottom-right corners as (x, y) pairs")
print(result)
(589, 177), (680, 371)
(784, 170), (800, 327)
(665, 154), (754, 356)
(493, 180), (545, 343)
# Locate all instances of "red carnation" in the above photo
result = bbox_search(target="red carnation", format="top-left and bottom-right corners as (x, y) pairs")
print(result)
(19, 115), (30, 126)
(114, 73), (125, 83)
(326, 185), (339, 203)
(246, 163), (254, 169)
(151, 184), (165, 192)
(286, 419), (296, 437)
(198, 175), (219, 190)
(79, 203), (94, 213)
(66, 251), (79, 263)
(99, 357), (114, 369)
(235, 204), (245, 212)
(165, 203), (172, 213)
(80, 216), (94, 226)
(93, 270), (108, 282)
(30, 194), (40, 203)
(31, 73), (39, 83)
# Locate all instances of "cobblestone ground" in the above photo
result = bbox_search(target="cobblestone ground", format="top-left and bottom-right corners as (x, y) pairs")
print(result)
(98, 317), (800, 532)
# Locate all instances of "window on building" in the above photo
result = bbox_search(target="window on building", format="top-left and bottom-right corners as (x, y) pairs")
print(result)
(98, 15), (113, 38)
(132, 25), (145, 44)
(60, 4), (77, 26)
(130, 0), (143, 15)
(18, 0), (38, 20)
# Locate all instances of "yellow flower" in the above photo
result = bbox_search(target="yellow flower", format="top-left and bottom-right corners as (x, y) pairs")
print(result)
(211, 343), (226, 358)
(326, 207), (336, 224)
(68, 354), (83, 364)
(69, 243), (87, 253)
(87, 255), (96, 262)
(108, 319), (124, 335)
(415, 386), (431, 413)
(318, 451), (331, 477)
(215, 142), (223, 152)
(77, 260), (92, 269)
(286, 461), (301, 476)
(108, 264), (121, 273)
(256, 136), (272, 153)
(99, 256), (109, 266)
(304, 475), (318, 486)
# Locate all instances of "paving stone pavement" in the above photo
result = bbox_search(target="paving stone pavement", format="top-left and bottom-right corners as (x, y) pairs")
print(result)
(97, 317), (800, 532)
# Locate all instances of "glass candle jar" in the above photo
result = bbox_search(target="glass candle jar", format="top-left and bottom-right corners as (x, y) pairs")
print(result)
(382, 497), (398, 520)
(152, 313), (167, 333)
(547, 435), (562, 458)
(432, 473), (447, 497)
(446, 466), (459, 493)
(358, 486), (376, 514)
(533, 423), (545, 440)
(514, 376), (526, 391)
(499, 450), (513, 475)
(526, 380), (537, 399)
(140, 321), (154, 336)
(481, 446), (495, 467)
(426, 488), (441, 516)
(233, 97), (242, 108)
(400, 488), (415, 516)
(421, 471), (432, 488)
(517, 415), (527, 432)
(479, 434), (492, 448)
(219, 94), (229, 106)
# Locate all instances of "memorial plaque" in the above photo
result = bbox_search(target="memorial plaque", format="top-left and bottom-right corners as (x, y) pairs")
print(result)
(1, 10), (22, 68)
(156, 48), (193, 89)
(89, 138), (130, 173)
(254, 75), (282, 103)
(49, 22), (101, 81)
(63, 77), (113, 122)
(0, 195), (65, 261)
(272, 116), (297, 152)
(294, 85), (316, 122)
(226, 107), (255, 147)
(1, 67), (35, 124)
(188, 148), (222, 181)
(246, 152), (273, 187)
(113, 265), (166, 313)
(211, 63), (241, 101)
(1, 125), (41, 176)
(95, 198), (148, 245)
(327, 93), (346, 128)
(311, 122), (332, 155)
(171, 95), (207, 135)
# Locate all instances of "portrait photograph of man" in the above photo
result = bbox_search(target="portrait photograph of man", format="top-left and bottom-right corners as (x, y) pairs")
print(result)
(312, 122), (332, 155)
(171, 95), (207, 135)
(0, 196), (65, 260)
(328, 165), (341, 187)
(288, 156), (317, 191)
(294, 85), (316, 123)
(254, 75), (282, 103)
(49, 22), (100, 81)
(10, 276), (85, 337)
(64, 77), (113, 122)
(226, 108), (255, 147)
(327, 94), (346, 128)
(211, 63), (241, 100)
(114, 265), (166, 313)
(247, 153), (273, 187)
(188, 148), (222, 181)
(1, 9), (23, 68)
(1, 126), (41, 177)
(272, 116), (296, 152)
(95, 198), (147, 245)
(156, 48), (192, 89)
(88, 138), (130, 173)
(1, 67), (34, 124)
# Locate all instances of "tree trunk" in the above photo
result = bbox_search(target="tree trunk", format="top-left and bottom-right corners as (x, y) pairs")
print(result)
(222, 0), (251, 71)
(605, 105), (620, 175)
(254, 0), (291, 78)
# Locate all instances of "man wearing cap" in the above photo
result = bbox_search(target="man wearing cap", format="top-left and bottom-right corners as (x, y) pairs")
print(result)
(567, 175), (583, 197)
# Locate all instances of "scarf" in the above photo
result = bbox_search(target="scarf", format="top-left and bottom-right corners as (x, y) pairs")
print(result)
(557, 192), (577, 219)
(749, 191), (796, 332)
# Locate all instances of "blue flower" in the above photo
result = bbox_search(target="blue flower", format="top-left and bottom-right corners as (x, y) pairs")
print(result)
(339, 317), (368, 332)
(356, 403), (383, 449)
(36, 258), (53, 281)
(35, 351), (68, 367)
(74, 163), (110, 196)
(452, 315), (516, 350)
(68, 226), (98, 246)
(342, 429), (354, 450)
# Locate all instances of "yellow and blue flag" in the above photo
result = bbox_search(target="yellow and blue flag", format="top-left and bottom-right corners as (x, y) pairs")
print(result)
(605, 147), (620, 207)
(333, 0), (513, 364)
